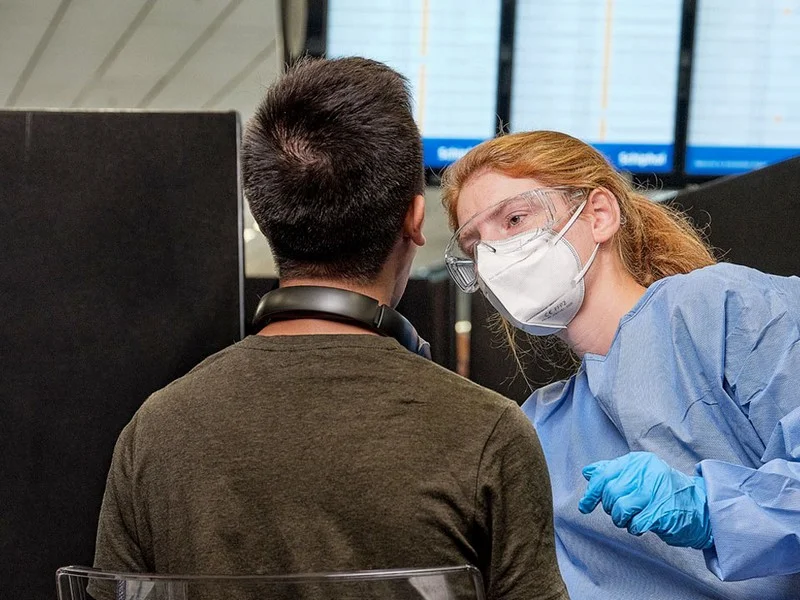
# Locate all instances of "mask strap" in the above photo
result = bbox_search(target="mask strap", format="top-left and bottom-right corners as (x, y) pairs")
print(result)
(549, 197), (598, 284)
(552, 199), (588, 245)
(573, 242), (600, 283)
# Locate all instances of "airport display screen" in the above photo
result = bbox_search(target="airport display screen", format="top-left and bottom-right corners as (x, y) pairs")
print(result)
(327, 0), (502, 168)
(510, 0), (684, 174)
(686, 0), (800, 175)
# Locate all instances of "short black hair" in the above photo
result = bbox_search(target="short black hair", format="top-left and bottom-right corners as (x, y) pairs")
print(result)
(242, 56), (424, 282)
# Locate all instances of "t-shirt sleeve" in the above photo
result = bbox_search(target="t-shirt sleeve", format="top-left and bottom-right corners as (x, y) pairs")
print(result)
(476, 404), (569, 600)
(88, 418), (150, 599)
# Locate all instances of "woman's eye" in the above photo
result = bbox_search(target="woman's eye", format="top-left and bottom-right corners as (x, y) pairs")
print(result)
(507, 214), (526, 228)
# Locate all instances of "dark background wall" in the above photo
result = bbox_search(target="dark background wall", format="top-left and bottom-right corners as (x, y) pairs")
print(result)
(0, 111), (244, 600)
(674, 155), (800, 277)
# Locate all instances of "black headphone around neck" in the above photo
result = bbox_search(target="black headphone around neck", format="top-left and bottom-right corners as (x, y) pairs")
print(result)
(252, 286), (432, 359)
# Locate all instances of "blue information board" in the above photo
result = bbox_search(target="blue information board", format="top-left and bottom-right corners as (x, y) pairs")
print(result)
(510, 0), (683, 174)
(686, 0), (800, 175)
(326, 0), (502, 168)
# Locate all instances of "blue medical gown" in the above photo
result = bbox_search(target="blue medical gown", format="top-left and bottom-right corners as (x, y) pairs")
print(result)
(523, 263), (800, 599)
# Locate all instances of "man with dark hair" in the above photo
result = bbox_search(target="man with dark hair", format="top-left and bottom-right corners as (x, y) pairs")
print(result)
(243, 57), (425, 285)
(92, 57), (568, 600)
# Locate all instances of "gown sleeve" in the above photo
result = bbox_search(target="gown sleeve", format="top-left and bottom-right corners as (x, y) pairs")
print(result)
(697, 271), (800, 581)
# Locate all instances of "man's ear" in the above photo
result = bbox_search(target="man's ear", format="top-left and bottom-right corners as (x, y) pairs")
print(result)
(403, 194), (426, 247)
(586, 188), (621, 244)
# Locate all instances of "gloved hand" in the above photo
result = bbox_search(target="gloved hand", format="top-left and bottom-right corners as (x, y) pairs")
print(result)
(578, 451), (714, 550)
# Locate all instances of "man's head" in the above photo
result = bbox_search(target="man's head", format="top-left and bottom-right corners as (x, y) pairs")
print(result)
(242, 57), (426, 296)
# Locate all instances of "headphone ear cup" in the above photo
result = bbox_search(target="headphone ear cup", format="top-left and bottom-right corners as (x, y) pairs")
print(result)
(417, 338), (432, 360)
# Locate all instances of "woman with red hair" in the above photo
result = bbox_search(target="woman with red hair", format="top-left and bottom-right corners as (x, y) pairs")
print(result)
(442, 130), (800, 599)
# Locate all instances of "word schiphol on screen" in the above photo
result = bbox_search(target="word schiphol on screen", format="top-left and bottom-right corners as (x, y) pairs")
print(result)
(617, 150), (669, 169)
(592, 143), (674, 173)
(425, 139), (483, 169)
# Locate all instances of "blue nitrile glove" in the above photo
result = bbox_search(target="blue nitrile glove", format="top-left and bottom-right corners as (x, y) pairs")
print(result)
(578, 451), (713, 550)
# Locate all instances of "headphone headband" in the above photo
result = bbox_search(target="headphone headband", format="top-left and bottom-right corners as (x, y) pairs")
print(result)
(252, 286), (431, 359)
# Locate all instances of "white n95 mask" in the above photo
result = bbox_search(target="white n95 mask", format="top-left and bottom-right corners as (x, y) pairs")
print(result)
(475, 200), (599, 336)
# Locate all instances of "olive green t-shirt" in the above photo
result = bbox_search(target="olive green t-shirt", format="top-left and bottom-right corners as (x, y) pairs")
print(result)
(93, 335), (567, 600)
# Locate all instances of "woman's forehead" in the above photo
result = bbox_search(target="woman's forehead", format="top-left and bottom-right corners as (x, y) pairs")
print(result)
(456, 171), (546, 227)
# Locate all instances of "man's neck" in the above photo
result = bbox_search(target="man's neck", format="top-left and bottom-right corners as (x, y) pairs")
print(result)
(257, 277), (391, 338)
(280, 277), (393, 304)
(258, 318), (378, 337)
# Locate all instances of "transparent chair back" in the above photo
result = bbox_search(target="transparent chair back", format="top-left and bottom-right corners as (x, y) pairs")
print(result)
(56, 565), (485, 600)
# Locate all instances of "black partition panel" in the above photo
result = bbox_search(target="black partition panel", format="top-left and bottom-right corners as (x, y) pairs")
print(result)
(0, 111), (243, 600)
(674, 156), (800, 276)
(396, 272), (457, 371)
(469, 294), (574, 405)
(244, 274), (457, 371)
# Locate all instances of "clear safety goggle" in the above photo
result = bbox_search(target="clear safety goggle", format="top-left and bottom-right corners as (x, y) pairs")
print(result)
(444, 187), (587, 293)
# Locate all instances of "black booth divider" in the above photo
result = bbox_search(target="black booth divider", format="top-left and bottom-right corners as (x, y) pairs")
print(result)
(397, 271), (457, 371)
(0, 111), (243, 600)
(674, 156), (800, 276)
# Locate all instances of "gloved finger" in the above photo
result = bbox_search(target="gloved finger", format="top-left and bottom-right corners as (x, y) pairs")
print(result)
(600, 476), (637, 515)
(578, 462), (622, 514)
(582, 460), (609, 481)
(610, 492), (650, 529)
(627, 504), (663, 536)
